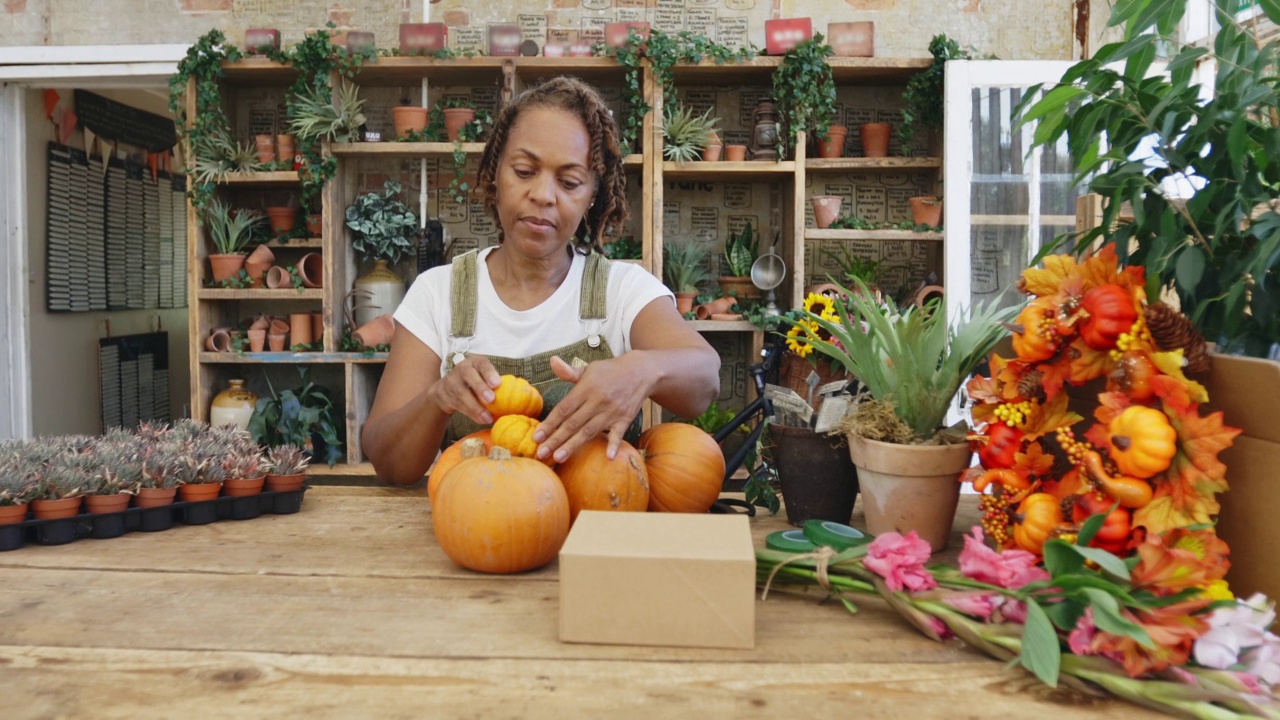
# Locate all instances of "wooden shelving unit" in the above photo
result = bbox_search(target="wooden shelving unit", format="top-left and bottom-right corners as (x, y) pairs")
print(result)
(189, 54), (941, 478)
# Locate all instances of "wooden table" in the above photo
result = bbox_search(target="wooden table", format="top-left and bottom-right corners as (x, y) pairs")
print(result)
(1, 486), (1163, 718)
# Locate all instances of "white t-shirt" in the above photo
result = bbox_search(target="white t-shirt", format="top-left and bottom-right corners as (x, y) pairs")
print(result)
(395, 247), (674, 376)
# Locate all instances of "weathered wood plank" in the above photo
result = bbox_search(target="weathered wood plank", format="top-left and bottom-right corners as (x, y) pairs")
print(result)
(1, 645), (1157, 719)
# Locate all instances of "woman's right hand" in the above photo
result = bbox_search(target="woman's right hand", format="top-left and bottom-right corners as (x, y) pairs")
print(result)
(429, 355), (503, 425)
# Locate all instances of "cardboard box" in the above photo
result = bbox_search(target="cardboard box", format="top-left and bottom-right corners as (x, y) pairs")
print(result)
(1201, 354), (1280, 603)
(400, 23), (447, 54)
(766, 18), (813, 56)
(559, 511), (756, 649)
(829, 21), (874, 57)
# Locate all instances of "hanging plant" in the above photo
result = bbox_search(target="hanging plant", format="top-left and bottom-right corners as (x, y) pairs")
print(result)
(168, 29), (245, 212)
(770, 34), (836, 160)
(898, 34), (975, 151)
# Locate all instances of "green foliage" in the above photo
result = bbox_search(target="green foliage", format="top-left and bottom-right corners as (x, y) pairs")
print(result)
(169, 30), (244, 212)
(679, 401), (738, 433)
(603, 236), (642, 260)
(800, 277), (1017, 440)
(202, 198), (266, 255)
(663, 102), (720, 162)
(722, 221), (758, 277)
(345, 180), (419, 265)
(599, 28), (756, 155)
(899, 35), (974, 150)
(822, 246), (899, 286)
(248, 368), (344, 466)
(771, 34), (836, 159)
(744, 420), (781, 515)
(288, 77), (367, 144)
(828, 215), (939, 232)
(1019, 0), (1280, 355)
(663, 238), (711, 293)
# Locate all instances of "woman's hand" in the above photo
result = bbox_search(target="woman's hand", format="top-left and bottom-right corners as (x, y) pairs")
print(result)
(533, 354), (652, 463)
(430, 355), (503, 425)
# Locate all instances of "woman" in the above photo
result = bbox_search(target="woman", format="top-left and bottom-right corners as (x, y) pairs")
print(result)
(364, 77), (721, 486)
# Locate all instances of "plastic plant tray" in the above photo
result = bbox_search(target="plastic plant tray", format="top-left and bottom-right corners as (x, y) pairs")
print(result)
(0, 487), (308, 551)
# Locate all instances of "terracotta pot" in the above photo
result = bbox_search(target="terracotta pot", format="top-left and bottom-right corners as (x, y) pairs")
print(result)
(443, 107), (477, 142)
(674, 291), (698, 315)
(306, 213), (323, 237)
(289, 312), (314, 347)
(179, 482), (223, 502)
(804, 282), (845, 298)
(860, 123), (891, 158)
(909, 196), (943, 227)
(268, 332), (287, 352)
(392, 106), (429, 139)
(724, 144), (748, 162)
(276, 134), (295, 164)
(694, 296), (735, 320)
(297, 252), (323, 288)
(702, 143), (723, 162)
(250, 314), (272, 331)
(353, 313), (396, 348)
(266, 473), (306, 492)
(769, 425), (858, 527)
(245, 244), (275, 287)
(266, 265), (291, 289)
(85, 493), (131, 514)
(205, 327), (233, 353)
(269, 317), (290, 335)
(717, 276), (763, 299)
(845, 434), (972, 551)
(311, 312), (324, 345)
(134, 487), (177, 509)
(224, 476), (266, 497)
(811, 195), (843, 229)
(817, 125), (847, 159)
(265, 206), (296, 234)
(209, 253), (246, 283)
(248, 328), (267, 352)
(710, 313), (743, 321)
(32, 496), (82, 519)
(0, 503), (28, 524)
(254, 134), (275, 164)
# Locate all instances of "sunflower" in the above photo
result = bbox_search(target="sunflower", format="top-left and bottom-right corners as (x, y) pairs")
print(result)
(802, 292), (838, 321)
(785, 320), (819, 357)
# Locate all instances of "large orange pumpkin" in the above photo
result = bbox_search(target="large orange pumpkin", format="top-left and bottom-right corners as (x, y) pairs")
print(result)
(636, 423), (725, 513)
(555, 436), (649, 523)
(491, 414), (555, 466)
(432, 441), (570, 574)
(427, 429), (492, 504)
(483, 374), (543, 419)
(1079, 283), (1138, 350)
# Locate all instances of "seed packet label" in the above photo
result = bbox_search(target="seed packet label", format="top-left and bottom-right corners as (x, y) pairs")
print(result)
(617, 8), (644, 22)
(664, 201), (681, 230)
(887, 187), (915, 221)
(685, 90), (716, 118)
(727, 215), (757, 237)
(813, 395), (852, 434)
(519, 15), (548, 43)
(818, 380), (849, 396)
(547, 29), (578, 44)
(580, 19), (606, 43)
(470, 202), (496, 235)
(879, 109), (905, 155)
(452, 27), (484, 53)
(847, 239), (879, 258)
(882, 241), (912, 263)
(854, 186), (887, 222)
(765, 385), (814, 421)
(724, 184), (751, 209)
(691, 207), (719, 239)
(472, 87), (498, 113)
(583, 0), (609, 9)
(654, 9), (683, 33)
(686, 10), (716, 39)
(718, 16), (749, 49)
(738, 88), (771, 126)
(439, 191), (467, 223)
(826, 183), (854, 206)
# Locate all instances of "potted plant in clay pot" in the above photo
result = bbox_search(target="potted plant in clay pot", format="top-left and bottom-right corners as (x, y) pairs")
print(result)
(82, 444), (139, 515)
(662, 238), (711, 316)
(0, 463), (35, 525)
(345, 180), (419, 327)
(718, 221), (762, 300)
(810, 195), (843, 229)
(434, 96), (483, 143)
(662, 102), (719, 163)
(796, 278), (1016, 550)
(909, 195), (943, 227)
(289, 78), (367, 145)
(204, 198), (267, 283)
(265, 444), (310, 492)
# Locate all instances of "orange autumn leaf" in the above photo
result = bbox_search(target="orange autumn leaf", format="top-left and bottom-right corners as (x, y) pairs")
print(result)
(1020, 255), (1082, 297)
(966, 373), (1004, 405)
(1092, 391), (1132, 427)
(971, 403), (998, 426)
(1021, 392), (1082, 441)
(1067, 337), (1114, 385)
(1133, 404), (1241, 534)
(1149, 351), (1209, 411)
(1015, 441), (1055, 477)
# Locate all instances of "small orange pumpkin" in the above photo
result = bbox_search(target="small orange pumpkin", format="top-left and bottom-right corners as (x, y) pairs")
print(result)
(483, 374), (543, 419)
(636, 423), (725, 513)
(1109, 350), (1158, 401)
(1108, 405), (1177, 479)
(1012, 492), (1063, 555)
(1079, 283), (1137, 350)
(427, 429), (492, 504)
(1010, 299), (1060, 362)
(491, 414), (554, 466)
(1081, 450), (1152, 508)
(555, 436), (649, 522)
(432, 442), (570, 574)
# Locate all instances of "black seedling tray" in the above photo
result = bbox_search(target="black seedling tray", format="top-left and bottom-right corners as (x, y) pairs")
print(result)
(0, 487), (308, 551)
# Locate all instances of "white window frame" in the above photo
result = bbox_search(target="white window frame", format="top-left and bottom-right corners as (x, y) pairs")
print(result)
(0, 45), (184, 439)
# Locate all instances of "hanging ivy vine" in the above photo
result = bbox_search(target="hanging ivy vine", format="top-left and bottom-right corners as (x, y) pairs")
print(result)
(770, 34), (836, 160)
(168, 29), (244, 213)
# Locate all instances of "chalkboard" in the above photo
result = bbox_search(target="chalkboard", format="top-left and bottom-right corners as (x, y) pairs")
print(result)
(74, 90), (176, 152)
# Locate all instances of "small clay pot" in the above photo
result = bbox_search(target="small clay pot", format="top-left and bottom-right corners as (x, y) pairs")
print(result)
(134, 487), (177, 509)
(392, 106), (428, 139)
(179, 482), (223, 502)
(909, 196), (943, 227)
(702, 143), (723, 162)
(248, 328), (267, 352)
(353, 313), (396, 348)
(289, 312), (314, 347)
(266, 265), (291, 289)
(306, 213), (323, 237)
(724, 145), (748, 162)
(0, 503), (28, 524)
(244, 245), (275, 287)
(811, 195), (844, 229)
(224, 476), (266, 497)
(266, 473), (306, 492)
(311, 312), (324, 345)
(694, 296), (735, 320)
(443, 107), (476, 142)
(265, 206), (296, 234)
(84, 493), (131, 515)
(268, 332), (287, 352)
(32, 496), (82, 519)
(860, 123), (891, 158)
(275, 134), (295, 164)
(205, 327), (233, 353)
(209, 253), (246, 283)
(818, 125), (848, 159)
(297, 252), (323, 288)
(674, 292), (698, 315)
(254, 134), (275, 164)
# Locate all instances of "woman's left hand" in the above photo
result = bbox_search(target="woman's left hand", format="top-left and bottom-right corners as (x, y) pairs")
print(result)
(533, 354), (651, 464)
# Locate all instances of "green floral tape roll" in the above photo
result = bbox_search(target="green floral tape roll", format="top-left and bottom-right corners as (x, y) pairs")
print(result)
(802, 519), (872, 551)
(765, 529), (818, 554)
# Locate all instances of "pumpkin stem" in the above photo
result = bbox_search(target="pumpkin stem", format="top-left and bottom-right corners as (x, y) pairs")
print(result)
(488, 446), (514, 461)
(459, 437), (488, 460)
(1111, 435), (1131, 451)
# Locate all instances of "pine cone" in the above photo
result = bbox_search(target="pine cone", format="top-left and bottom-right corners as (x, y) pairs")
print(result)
(1145, 302), (1211, 374)
(1016, 368), (1047, 402)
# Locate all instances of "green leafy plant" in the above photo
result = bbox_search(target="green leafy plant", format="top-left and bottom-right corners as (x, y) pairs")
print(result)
(771, 34), (836, 160)
(169, 29), (245, 212)
(662, 238), (711, 293)
(344, 180), (419, 265)
(798, 277), (1017, 441)
(722, 221), (758, 277)
(603, 235), (642, 260)
(203, 198), (266, 255)
(823, 245), (899, 286)
(898, 34), (975, 151)
(1019, 0), (1280, 356)
(248, 368), (344, 466)
(662, 102), (720, 162)
(679, 401), (738, 434)
(288, 77), (367, 144)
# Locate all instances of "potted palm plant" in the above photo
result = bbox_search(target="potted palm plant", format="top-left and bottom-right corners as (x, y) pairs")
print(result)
(797, 279), (1016, 550)
(204, 198), (267, 283)
(662, 238), (711, 315)
(345, 180), (419, 327)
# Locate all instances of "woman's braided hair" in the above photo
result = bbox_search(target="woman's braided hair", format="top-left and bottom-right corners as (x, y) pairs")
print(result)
(476, 76), (629, 255)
